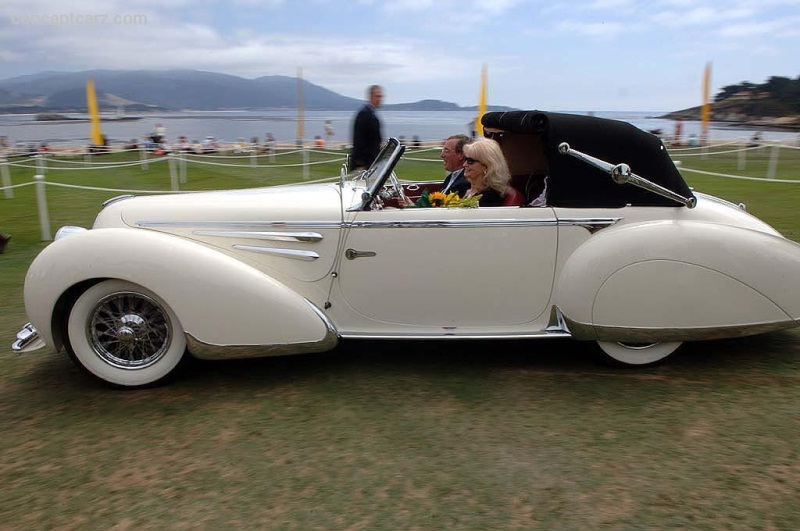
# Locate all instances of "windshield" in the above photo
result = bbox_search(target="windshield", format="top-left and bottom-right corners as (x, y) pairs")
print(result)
(365, 138), (404, 197)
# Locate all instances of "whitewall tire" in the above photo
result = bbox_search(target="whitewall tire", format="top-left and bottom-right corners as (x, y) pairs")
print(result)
(66, 279), (186, 387)
(597, 340), (682, 366)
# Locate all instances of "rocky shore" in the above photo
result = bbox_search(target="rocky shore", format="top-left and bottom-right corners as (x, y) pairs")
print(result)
(658, 106), (800, 132)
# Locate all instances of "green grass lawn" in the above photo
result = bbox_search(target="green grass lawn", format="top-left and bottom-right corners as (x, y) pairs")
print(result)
(1, 144), (800, 529)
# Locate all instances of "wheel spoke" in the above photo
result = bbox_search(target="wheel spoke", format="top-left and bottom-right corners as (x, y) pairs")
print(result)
(88, 291), (172, 369)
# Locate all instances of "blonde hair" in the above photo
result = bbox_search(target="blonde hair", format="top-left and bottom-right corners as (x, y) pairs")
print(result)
(463, 138), (511, 194)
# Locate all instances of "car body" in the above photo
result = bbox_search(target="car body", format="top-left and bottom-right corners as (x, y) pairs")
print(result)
(12, 110), (800, 387)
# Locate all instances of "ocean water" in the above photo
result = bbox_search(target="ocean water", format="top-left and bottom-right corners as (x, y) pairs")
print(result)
(1, 109), (798, 147)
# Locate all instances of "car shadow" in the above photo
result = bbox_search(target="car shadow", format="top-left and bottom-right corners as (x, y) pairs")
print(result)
(9, 329), (800, 397)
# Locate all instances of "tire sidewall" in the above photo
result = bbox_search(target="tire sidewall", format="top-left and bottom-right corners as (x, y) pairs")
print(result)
(597, 341), (682, 366)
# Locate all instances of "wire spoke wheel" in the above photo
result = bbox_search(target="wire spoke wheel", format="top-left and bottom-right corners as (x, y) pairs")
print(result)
(89, 292), (171, 369)
(66, 280), (186, 387)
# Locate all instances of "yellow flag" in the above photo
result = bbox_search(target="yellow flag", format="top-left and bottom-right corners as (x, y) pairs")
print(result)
(86, 78), (104, 145)
(701, 62), (712, 144)
(297, 67), (304, 142)
(475, 64), (487, 137)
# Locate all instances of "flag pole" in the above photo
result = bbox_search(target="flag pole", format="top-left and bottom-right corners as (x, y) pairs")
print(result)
(86, 78), (104, 146)
(474, 63), (487, 138)
(701, 61), (712, 146)
(297, 67), (304, 145)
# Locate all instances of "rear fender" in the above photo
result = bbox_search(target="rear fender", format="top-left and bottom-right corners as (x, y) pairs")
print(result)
(24, 228), (336, 353)
(554, 221), (800, 341)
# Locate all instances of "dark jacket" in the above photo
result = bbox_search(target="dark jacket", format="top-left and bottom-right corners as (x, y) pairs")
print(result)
(351, 104), (382, 169)
(476, 188), (505, 207)
(442, 168), (470, 197)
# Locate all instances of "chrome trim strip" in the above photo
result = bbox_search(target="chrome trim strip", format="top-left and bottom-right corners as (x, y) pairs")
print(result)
(350, 219), (559, 229)
(563, 316), (800, 342)
(102, 194), (134, 208)
(232, 245), (319, 261)
(138, 217), (620, 233)
(557, 218), (622, 233)
(545, 306), (571, 334)
(347, 217), (621, 231)
(185, 299), (339, 360)
(137, 220), (342, 230)
(193, 230), (323, 243)
(340, 331), (572, 340)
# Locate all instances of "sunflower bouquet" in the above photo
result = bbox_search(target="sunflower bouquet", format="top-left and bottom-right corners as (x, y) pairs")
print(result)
(411, 189), (481, 208)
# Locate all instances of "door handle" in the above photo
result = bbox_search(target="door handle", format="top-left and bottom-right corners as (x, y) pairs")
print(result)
(345, 248), (376, 260)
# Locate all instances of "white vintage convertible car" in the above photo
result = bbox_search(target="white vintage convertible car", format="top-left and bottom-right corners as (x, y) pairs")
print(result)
(12, 111), (800, 387)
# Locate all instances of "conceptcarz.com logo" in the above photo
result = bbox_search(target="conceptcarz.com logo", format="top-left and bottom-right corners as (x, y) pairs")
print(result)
(10, 13), (148, 25)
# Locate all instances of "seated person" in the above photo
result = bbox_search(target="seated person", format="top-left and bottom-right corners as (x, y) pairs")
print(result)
(461, 138), (513, 206)
(398, 134), (470, 207)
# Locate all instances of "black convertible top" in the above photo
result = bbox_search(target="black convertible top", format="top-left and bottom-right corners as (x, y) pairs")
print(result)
(481, 111), (694, 208)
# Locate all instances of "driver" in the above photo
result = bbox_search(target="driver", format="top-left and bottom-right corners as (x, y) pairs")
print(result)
(398, 134), (471, 207)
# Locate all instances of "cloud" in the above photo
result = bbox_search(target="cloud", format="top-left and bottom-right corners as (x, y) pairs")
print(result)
(553, 19), (628, 37)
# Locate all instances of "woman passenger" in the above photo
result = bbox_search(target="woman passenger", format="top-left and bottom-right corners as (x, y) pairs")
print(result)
(461, 138), (512, 206)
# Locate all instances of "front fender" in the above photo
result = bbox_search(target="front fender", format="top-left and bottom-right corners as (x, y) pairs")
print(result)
(554, 221), (800, 341)
(24, 228), (336, 354)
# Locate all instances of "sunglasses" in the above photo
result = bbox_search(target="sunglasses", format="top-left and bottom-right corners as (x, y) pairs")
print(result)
(464, 157), (481, 165)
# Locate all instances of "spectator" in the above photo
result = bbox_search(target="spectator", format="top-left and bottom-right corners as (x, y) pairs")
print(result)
(350, 84), (383, 170)
(0, 232), (10, 253)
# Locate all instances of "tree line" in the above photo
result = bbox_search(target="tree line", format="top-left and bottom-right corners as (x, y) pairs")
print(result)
(714, 76), (800, 116)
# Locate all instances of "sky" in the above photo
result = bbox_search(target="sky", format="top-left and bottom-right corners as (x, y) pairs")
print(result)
(1, 0), (798, 112)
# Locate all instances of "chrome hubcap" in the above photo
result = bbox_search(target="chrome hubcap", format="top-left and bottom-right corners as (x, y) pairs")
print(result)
(88, 292), (172, 369)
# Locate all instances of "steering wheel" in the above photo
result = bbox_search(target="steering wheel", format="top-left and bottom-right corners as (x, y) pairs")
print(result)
(388, 172), (412, 205)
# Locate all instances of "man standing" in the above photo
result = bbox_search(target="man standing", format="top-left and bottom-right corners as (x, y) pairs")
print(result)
(350, 85), (383, 171)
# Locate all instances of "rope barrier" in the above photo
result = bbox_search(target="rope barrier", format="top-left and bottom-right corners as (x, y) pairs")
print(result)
(181, 155), (346, 168)
(0, 174), (344, 195)
(43, 182), (202, 194)
(0, 181), (36, 191)
(679, 166), (800, 184)
(6, 157), (170, 170)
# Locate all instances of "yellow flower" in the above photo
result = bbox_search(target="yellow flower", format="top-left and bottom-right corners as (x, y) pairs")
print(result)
(429, 191), (448, 207)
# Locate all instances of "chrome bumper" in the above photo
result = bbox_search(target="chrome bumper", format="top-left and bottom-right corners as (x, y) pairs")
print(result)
(11, 322), (46, 353)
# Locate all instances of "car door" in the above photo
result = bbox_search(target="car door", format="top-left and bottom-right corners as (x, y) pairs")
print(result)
(336, 205), (558, 330)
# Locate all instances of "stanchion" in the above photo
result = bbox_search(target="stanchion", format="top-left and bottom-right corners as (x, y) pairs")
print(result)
(738, 143), (746, 171)
(179, 152), (187, 185)
(139, 144), (149, 170)
(767, 144), (779, 179)
(34, 174), (52, 241)
(251, 149), (257, 167)
(1, 158), (12, 199)
(302, 145), (309, 180)
(168, 153), (179, 190)
(35, 154), (47, 175)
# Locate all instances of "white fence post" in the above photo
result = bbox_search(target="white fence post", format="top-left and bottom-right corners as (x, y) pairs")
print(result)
(767, 144), (780, 179)
(139, 144), (149, 170)
(34, 174), (52, 241)
(35, 154), (47, 175)
(302, 144), (309, 180)
(168, 153), (179, 190)
(179, 152), (187, 185)
(738, 144), (746, 171)
(1, 158), (11, 199)
(250, 148), (257, 167)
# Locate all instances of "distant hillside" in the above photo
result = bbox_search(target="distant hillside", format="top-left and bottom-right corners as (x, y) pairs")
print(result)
(0, 70), (516, 114)
(661, 75), (800, 130)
